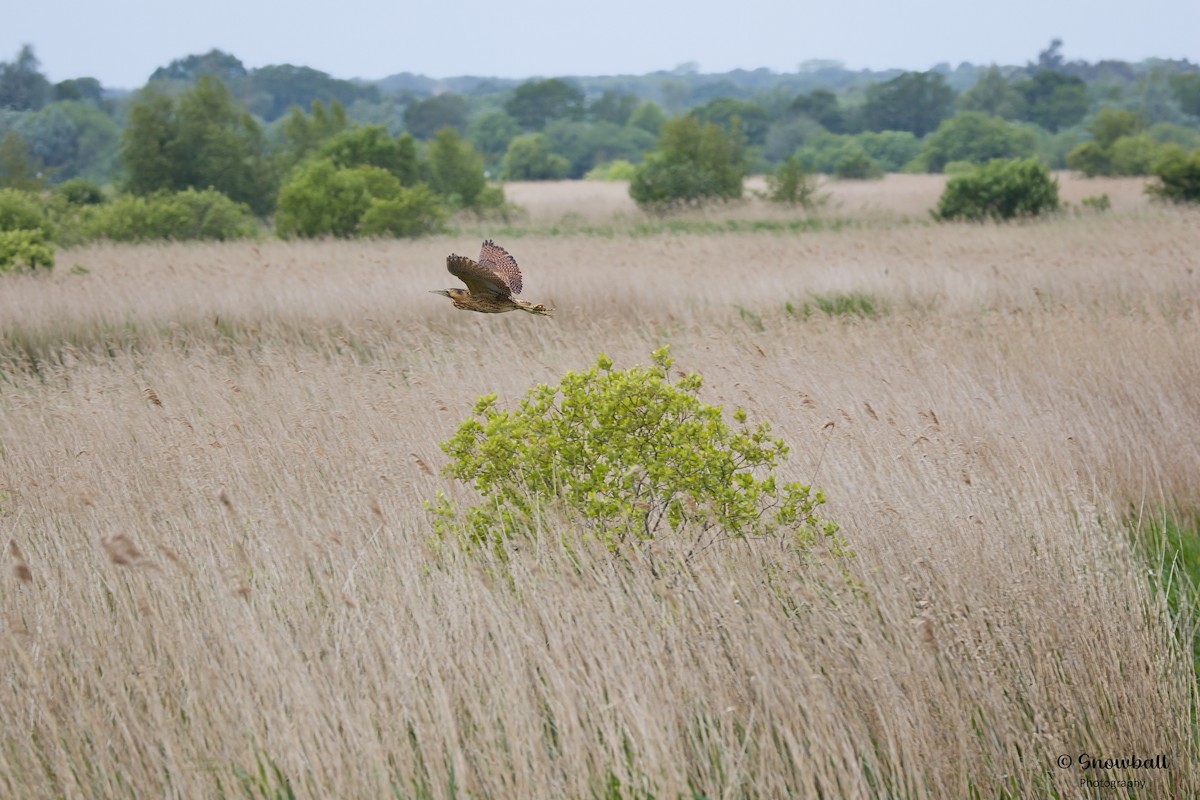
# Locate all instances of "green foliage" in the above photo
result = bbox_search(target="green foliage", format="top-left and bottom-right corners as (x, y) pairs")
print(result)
(689, 97), (770, 146)
(54, 178), (105, 205)
(275, 158), (445, 238)
(0, 188), (51, 236)
(318, 125), (419, 185)
(933, 158), (1060, 222)
(0, 45), (52, 111)
(80, 188), (259, 242)
(1014, 71), (1089, 132)
(358, 184), (447, 237)
(120, 77), (276, 215)
(860, 71), (955, 137)
(918, 112), (1037, 172)
(240, 64), (379, 122)
(1066, 109), (1175, 177)
(431, 347), (845, 558)
(423, 128), (494, 210)
(833, 145), (883, 179)
(12, 100), (119, 183)
(588, 90), (640, 126)
(1065, 141), (1111, 177)
(1147, 146), (1200, 204)
(959, 66), (1024, 119)
(505, 78), (585, 130)
(627, 101), (667, 136)
(1133, 510), (1200, 685)
(1088, 107), (1146, 148)
(541, 120), (654, 179)
(0, 131), (44, 190)
(789, 291), (885, 319)
(584, 160), (637, 181)
(792, 131), (919, 175)
(501, 134), (570, 181)
(1109, 134), (1169, 176)
(272, 100), (349, 176)
(629, 116), (744, 210)
(0, 228), (54, 272)
(403, 93), (469, 140)
(1079, 193), (1111, 211)
(788, 89), (847, 133)
(763, 154), (823, 205)
(1170, 73), (1200, 118)
(468, 111), (521, 168)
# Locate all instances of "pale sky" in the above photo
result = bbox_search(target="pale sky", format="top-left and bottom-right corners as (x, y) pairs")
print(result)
(5, 0), (1199, 89)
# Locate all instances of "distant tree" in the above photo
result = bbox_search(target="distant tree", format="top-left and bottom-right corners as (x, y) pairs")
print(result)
(150, 49), (247, 83)
(588, 90), (640, 125)
(53, 78), (104, 105)
(628, 101), (667, 136)
(244, 65), (379, 121)
(0, 132), (44, 190)
(14, 101), (119, 183)
(959, 66), (1024, 118)
(120, 76), (275, 215)
(854, 131), (922, 172)
(690, 98), (770, 146)
(274, 99), (349, 174)
(318, 125), (419, 185)
(423, 128), (490, 209)
(1169, 73), (1200, 118)
(501, 133), (570, 180)
(1014, 71), (1088, 132)
(1065, 108), (1149, 176)
(918, 112), (1037, 172)
(629, 116), (744, 209)
(468, 111), (521, 168)
(542, 120), (654, 178)
(788, 89), (846, 132)
(1089, 107), (1147, 148)
(0, 45), (52, 111)
(1035, 39), (1066, 71)
(403, 93), (469, 139)
(860, 72), (955, 137)
(505, 79), (585, 130)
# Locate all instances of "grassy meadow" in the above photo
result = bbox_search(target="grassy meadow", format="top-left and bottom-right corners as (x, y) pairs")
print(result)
(1, 175), (1198, 798)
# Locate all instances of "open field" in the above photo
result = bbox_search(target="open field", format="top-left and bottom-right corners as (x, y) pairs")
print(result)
(1, 177), (1198, 797)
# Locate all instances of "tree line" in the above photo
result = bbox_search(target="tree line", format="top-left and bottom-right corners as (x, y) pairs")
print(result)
(1, 40), (1199, 269)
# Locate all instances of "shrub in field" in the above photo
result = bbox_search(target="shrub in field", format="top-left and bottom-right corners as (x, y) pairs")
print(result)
(430, 347), (845, 560)
(1146, 146), (1200, 204)
(763, 154), (825, 206)
(584, 159), (637, 181)
(0, 188), (52, 237)
(933, 158), (1060, 222)
(358, 184), (447, 237)
(629, 116), (744, 210)
(0, 228), (54, 271)
(81, 188), (258, 241)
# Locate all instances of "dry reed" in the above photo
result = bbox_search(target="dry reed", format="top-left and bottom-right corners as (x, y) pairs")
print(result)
(0, 178), (1196, 797)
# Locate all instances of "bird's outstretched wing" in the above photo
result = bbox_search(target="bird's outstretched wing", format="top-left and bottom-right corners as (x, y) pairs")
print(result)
(478, 239), (523, 296)
(447, 254), (512, 298)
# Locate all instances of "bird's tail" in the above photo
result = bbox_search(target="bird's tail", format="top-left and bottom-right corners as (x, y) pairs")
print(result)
(516, 301), (553, 317)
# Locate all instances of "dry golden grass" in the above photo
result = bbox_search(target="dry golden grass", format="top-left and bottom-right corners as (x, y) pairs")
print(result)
(1, 179), (1198, 797)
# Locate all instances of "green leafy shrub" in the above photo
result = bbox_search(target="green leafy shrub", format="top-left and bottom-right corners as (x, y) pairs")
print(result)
(53, 178), (106, 206)
(276, 159), (446, 238)
(1146, 147), (1200, 204)
(763, 154), (824, 206)
(584, 159), (637, 181)
(0, 229), (54, 271)
(358, 184), (447, 237)
(0, 188), (52, 237)
(833, 146), (883, 180)
(933, 158), (1060, 222)
(501, 133), (570, 181)
(1080, 193), (1111, 212)
(629, 116), (744, 210)
(430, 347), (845, 560)
(81, 188), (258, 241)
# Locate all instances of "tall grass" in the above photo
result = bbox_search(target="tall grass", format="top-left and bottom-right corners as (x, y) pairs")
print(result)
(0, 183), (1197, 797)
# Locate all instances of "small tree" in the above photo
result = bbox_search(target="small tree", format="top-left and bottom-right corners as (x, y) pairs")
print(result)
(501, 133), (569, 180)
(424, 128), (490, 209)
(629, 116), (744, 210)
(0, 229), (54, 271)
(933, 158), (1060, 222)
(430, 347), (846, 561)
(763, 154), (823, 205)
(1147, 147), (1200, 204)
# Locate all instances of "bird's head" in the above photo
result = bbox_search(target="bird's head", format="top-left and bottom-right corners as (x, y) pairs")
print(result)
(429, 289), (452, 298)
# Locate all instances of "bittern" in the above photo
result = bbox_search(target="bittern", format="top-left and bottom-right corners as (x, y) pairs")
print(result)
(431, 240), (552, 316)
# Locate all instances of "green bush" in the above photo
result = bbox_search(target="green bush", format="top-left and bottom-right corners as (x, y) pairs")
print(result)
(0, 229), (54, 272)
(933, 158), (1060, 222)
(1147, 147), (1200, 204)
(584, 159), (638, 181)
(501, 133), (570, 181)
(763, 154), (823, 206)
(358, 184), (447, 237)
(53, 178), (106, 206)
(0, 188), (52, 237)
(629, 116), (744, 210)
(430, 347), (845, 559)
(833, 146), (884, 180)
(81, 188), (259, 242)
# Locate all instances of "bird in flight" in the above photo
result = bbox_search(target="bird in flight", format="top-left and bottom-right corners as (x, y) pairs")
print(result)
(431, 240), (552, 316)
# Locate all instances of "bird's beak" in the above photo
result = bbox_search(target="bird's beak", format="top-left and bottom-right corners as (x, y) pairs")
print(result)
(429, 290), (450, 297)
